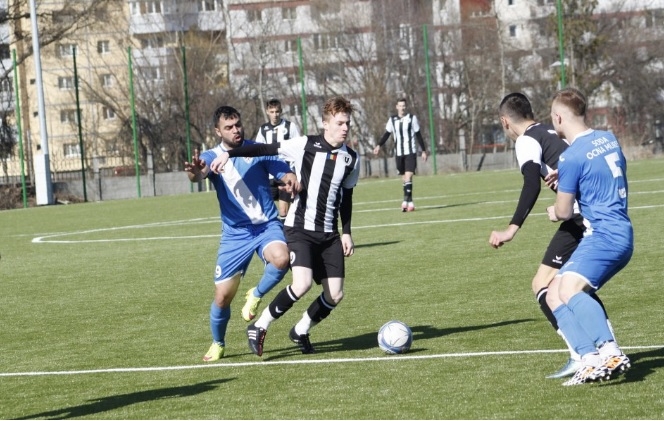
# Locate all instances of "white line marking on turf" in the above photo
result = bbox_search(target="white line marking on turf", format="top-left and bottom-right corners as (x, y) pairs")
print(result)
(1, 345), (660, 377)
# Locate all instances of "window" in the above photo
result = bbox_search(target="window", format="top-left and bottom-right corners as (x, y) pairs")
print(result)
(313, 33), (340, 51)
(199, 0), (220, 12)
(140, 37), (164, 49)
(130, 1), (164, 15)
(508, 0), (514, 5)
(60, 109), (77, 123)
(58, 76), (75, 90)
(0, 78), (11, 93)
(100, 74), (113, 88)
(509, 25), (517, 37)
(247, 9), (261, 22)
(282, 7), (296, 20)
(140, 66), (163, 81)
(0, 44), (10, 60)
(63, 143), (81, 158)
(58, 43), (77, 57)
(284, 39), (298, 53)
(102, 106), (116, 120)
(97, 40), (110, 54)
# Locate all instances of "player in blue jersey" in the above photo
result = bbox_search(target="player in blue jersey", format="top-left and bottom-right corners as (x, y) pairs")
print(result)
(489, 92), (616, 379)
(545, 88), (633, 386)
(184, 105), (299, 362)
(209, 96), (360, 357)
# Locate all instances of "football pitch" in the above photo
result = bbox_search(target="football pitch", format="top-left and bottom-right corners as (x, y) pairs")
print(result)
(2, 158), (664, 419)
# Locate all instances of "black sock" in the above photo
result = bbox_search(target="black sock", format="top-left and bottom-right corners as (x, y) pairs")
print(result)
(306, 293), (337, 323)
(268, 285), (299, 320)
(403, 182), (413, 202)
(536, 287), (558, 330)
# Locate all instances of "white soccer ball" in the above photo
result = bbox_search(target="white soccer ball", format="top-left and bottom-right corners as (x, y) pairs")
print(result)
(377, 320), (413, 354)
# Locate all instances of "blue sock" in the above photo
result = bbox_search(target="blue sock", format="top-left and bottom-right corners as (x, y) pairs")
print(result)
(567, 292), (614, 346)
(209, 302), (231, 345)
(553, 303), (597, 356)
(254, 263), (289, 298)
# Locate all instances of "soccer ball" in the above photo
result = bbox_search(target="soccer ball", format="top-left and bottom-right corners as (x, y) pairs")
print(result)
(377, 320), (413, 354)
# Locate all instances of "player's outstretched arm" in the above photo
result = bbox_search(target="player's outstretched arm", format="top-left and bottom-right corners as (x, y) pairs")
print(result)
(184, 148), (208, 182)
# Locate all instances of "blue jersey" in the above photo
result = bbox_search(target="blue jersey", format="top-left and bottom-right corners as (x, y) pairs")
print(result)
(557, 129), (632, 246)
(200, 140), (291, 228)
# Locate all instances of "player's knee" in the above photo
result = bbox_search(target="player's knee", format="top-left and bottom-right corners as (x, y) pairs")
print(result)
(327, 290), (344, 305)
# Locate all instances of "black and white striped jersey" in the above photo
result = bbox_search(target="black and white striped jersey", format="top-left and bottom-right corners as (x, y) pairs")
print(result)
(385, 113), (421, 156)
(279, 135), (360, 233)
(255, 119), (300, 145)
(515, 123), (568, 177)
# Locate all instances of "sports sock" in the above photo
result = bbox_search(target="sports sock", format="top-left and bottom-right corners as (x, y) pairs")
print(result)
(264, 285), (300, 321)
(536, 287), (559, 330)
(255, 263), (289, 298)
(567, 292), (614, 346)
(557, 329), (581, 361)
(404, 181), (413, 202)
(294, 311), (314, 336)
(305, 293), (336, 325)
(552, 303), (597, 357)
(209, 302), (230, 345)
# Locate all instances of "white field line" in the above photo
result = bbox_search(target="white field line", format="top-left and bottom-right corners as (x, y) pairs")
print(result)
(30, 202), (664, 244)
(1, 345), (661, 378)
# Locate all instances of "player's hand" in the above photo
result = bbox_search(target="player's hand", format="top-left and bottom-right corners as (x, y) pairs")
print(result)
(341, 234), (354, 257)
(279, 173), (301, 198)
(421, 151), (428, 162)
(209, 152), (230, 174)
(546, 205), (559, 222)
(488, 226), (518, 249)
(372, 145), (380, 155)
(184, 149), (205, 181)
(544, 170), (559, 189)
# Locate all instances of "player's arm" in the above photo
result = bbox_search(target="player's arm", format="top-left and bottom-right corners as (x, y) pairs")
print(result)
(372, 132), (391, 155)
(340, 187), (354, 257)
(209, 143), (280, 173)
(184, 148), (209, 182)
(415, 131), (428, 161)
(553, 191), (575, 221)
(488, 161), (541, 248)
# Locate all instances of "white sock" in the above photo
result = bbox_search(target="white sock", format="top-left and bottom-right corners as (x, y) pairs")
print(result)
(557, 329), (581, 361)
(581, 352), (602, 367)
(598, 340), (621, 358)
(294, 312), (313, 335)
(606, 319), (618, 343)
(254, 307), (275, 330)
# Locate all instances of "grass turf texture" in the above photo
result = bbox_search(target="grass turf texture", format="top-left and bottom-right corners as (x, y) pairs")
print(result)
(1, 157), (664, 419)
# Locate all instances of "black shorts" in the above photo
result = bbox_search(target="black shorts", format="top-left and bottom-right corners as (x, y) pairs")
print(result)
(270, 179), (293, 203)
(395, 153), (417, 175)
(284, 226), (344, 284)
(541, 214), (585, 269)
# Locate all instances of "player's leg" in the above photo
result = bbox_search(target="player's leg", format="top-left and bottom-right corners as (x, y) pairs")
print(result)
(403, 154), (417, 211)
(204, 273), (241, 361)
(241, 222), (290, 322)
(395, 156), (408, 211)
(204, 228), (253, 361)
(291, 235), (345, 353)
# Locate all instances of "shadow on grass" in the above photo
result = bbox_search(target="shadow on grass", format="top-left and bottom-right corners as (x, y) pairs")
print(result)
(354, 240), (401, 249)
(15, 378), (234, 420)
(263, 318), (534, 361)
(598, 347), (664, 386)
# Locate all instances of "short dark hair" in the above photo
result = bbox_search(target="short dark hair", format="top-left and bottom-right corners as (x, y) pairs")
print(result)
(266, 98), (282, 109)
(552, 87), (586, 117)
(213, 106), (241, 128)
(322, 96), (353, 121)
(499, 92), (534, 122)
(396, 97), (407, 104)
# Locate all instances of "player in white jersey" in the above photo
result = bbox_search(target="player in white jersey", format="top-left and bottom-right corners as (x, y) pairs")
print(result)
(373, 97), (428, 212)
(209, 96), (360, 356)
(546, 88), (633, 386)
(489, 92), (615, 379)
(183, 105), (298, 362)
(240, 99), (302, 323)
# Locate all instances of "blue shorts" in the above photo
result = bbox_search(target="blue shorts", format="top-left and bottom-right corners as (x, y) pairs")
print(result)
(214, 219), (286, 283)
(557, 233), (633, 290)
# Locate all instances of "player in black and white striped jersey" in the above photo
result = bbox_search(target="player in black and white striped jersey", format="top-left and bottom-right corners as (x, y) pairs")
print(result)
(209, 96), (360, 356)
(373, 97), (428, 212)
(255, 99), (301, 222)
